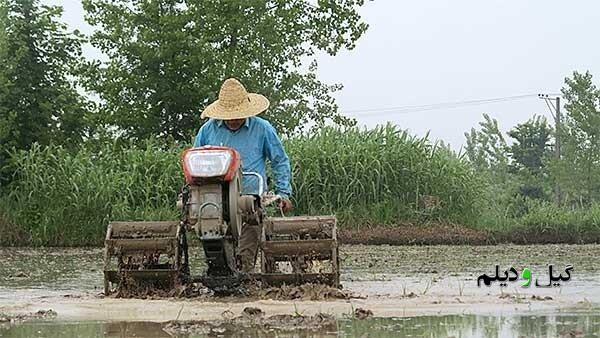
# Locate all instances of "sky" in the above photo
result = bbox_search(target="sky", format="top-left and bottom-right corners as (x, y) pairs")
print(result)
(47, 0), (600, 149)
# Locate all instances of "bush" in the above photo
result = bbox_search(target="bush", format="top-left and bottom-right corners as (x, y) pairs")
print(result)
(519, 200), (600, 235)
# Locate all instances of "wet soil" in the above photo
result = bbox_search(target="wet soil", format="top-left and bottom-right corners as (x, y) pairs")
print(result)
(0, 245), (599, 325)
(339, 224), (489, 245)
(111, 277), (354, 301)
(2, 312), (600, 337)
(491, 228), (600, 245)
(163, 312), (337, 336)
(112, 280), (204, 299)
(252, 283), (356, 300)
(339, 224), (600, 245)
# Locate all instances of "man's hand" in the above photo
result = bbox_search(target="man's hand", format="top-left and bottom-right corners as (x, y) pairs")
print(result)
(279, 199), (293, 213)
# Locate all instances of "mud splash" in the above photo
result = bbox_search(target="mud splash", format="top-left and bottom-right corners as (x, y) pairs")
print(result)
(252, 283), (357, 301)
(111, 280), (357, 301)
(111, 278), (210, 300)
(163, 310), (336, 336)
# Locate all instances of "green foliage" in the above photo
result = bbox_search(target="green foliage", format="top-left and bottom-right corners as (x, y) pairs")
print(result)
(465, 113), (555, 225)
(553, 71), (600, 205)
(508, 115), (552, 175)
(464, 113), (509, 173)
(466, 71), (600, 239)
(288, 124), (482, 226)
(473, 198), (600, 243)
(518, 200), (600, 241)
(2, 0), (600, 245)
(0, 0), (90, 184)
(81, 0), (367, 142)
(464, 114), (519, 219)
(0, 141), (182, 246)
(0, 126), (482, 246)
(508, 116), (553, 201)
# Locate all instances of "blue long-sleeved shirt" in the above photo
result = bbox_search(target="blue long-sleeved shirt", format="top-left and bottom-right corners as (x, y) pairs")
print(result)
(193, 117), (292, 199)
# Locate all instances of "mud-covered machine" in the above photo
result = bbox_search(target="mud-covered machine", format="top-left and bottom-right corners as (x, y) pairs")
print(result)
(103, 146), (339, 294)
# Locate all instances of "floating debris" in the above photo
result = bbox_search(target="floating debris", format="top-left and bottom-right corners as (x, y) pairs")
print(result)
(242, 307), (264, 318)
(354, 308), (373, 320)
(531, 295), (553, 301)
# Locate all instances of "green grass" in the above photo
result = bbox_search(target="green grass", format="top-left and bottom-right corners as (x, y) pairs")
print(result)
(472, 198), (600, 243)
(0, 125), (483, 246)
(0, 140), (181, 246)
(514, 201), (600, 241)
(5, 124), (597, 246)
(286, 124), (482, 227)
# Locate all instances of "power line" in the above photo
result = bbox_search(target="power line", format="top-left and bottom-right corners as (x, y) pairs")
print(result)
(538, 93), (562, 206)
(343, 93), (561, 116)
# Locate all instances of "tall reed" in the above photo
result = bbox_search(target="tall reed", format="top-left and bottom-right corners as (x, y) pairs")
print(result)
(0, 125), (482, 246)
(286, 124), (482, 227)
(0, 140), (182, 246)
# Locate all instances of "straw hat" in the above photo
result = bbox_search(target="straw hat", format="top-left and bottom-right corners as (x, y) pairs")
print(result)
(201, 78), (270, 120)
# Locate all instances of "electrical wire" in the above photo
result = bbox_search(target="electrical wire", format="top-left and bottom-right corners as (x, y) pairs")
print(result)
(344, 93), (561, 116)
(542, 97), (557, 120)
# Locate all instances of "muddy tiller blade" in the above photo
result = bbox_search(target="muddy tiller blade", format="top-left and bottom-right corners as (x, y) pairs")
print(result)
(259, 215), (340, 287)
(103, 221), (188, 295)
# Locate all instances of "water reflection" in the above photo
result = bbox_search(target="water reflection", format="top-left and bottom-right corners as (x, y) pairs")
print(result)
(339, 314), (600, 338)
(1, 313), (600, 338)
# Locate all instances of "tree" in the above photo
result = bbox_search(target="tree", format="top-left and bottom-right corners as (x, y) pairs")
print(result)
(507, 116), (552, 199)
(554, 71), (600, 205)
(508, 115), (552, 174)
(82, 0), (367, 142)
(464, 113), (509, 173)
(464, 114), (516, 212)
(0, 0), (89, 183)
(464, 114), (548, 217)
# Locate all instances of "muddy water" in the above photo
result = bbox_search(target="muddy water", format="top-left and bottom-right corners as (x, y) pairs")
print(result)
(0, 245), (600, 336)
(2, 313), (600, 337)
(1, 245), (598, 292)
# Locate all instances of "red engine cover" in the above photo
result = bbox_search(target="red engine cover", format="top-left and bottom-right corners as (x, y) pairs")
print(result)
(181, 146), (241, 184)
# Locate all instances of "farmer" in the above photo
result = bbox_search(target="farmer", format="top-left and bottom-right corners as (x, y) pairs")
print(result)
(193, 78), (293, 272)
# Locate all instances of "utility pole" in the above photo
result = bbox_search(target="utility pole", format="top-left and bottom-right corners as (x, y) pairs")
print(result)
(538, 94), (561, 206)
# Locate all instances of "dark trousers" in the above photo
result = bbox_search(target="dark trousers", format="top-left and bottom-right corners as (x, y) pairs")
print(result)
(239, 223), (261, 272)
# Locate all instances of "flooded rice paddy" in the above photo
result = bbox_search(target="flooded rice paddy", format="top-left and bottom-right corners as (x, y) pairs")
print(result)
(0, 244), (599, 337)
(3, 313), (600, 337)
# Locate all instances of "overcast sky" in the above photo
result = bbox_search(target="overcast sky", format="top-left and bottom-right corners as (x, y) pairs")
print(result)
(48, 0), (600, 149)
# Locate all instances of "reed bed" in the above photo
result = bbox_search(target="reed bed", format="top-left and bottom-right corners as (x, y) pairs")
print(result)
(0, 126), (481, 246)
(286, 125), (481, 227)
(0, 141), (182, 246)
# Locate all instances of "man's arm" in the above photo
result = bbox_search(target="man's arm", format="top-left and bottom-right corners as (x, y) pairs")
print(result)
(193, 122), (209, 147)
(263, 123), (292, 200)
